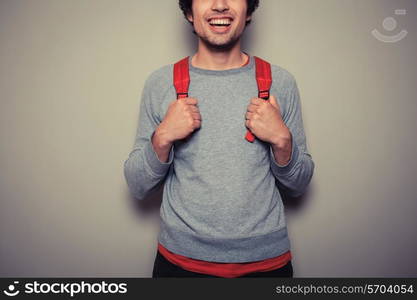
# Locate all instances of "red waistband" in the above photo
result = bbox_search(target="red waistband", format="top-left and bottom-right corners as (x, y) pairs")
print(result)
(157, 243), (291, 278)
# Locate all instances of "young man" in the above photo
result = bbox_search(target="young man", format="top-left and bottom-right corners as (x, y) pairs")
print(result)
(124, 0), (314, 278)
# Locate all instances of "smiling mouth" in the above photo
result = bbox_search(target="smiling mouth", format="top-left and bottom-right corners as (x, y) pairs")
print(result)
(208, 17), (233, 29)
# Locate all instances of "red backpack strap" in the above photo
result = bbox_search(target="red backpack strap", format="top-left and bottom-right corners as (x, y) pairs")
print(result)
(245, 56), (273, 142)
(173, 56), (190, 99)
(254, 56), (272, 99)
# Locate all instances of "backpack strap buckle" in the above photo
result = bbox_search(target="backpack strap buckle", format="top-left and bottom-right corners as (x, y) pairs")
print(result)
(258, 90), (270, 100)
(176, 92), (188, 99)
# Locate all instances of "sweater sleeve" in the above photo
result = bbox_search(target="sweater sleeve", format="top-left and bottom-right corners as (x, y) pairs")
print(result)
(269, 77), (314, 198)
(123, 75), (174, 201)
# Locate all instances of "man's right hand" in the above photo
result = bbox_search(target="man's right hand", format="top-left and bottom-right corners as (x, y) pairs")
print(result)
(156, 97), (201, 144)
(151, 98), (201, 162)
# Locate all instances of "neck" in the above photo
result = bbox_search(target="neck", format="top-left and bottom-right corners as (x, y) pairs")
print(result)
(191, 39), (248, 71)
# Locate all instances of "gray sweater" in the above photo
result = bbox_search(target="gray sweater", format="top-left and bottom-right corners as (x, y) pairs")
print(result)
(124, 55), (314, 262)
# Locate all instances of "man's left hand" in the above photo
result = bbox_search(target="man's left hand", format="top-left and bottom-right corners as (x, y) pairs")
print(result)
(245, 94), (291, 146)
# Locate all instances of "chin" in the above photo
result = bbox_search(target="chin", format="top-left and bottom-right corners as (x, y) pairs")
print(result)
(201, 35), (240, 51)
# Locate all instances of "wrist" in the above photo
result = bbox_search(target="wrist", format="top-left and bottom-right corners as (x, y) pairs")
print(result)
(153, 125), (174, 148)
(271, 132), (291, 149)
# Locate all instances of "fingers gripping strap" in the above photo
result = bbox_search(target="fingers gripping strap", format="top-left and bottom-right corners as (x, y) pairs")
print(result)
(254, 56), (272, 100)
(173, 57), (190, 99)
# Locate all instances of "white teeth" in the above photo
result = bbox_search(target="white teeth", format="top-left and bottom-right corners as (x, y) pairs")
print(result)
(209, 18), (231, 25)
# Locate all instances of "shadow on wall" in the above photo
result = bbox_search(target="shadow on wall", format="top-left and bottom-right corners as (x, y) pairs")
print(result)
(129, 179), (164, 218)
(280, 182), (314, 212)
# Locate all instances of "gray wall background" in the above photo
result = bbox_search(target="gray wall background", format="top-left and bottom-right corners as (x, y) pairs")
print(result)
(1, 0), (416, 277)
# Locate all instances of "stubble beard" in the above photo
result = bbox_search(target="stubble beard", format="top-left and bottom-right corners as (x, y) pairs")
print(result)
(196, 27), (243, 52)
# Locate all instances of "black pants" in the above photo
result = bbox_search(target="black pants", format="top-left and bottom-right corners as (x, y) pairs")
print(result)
(152, 251), (293, 278)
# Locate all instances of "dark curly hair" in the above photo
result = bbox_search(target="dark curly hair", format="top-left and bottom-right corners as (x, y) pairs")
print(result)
(179, 0), (260, 26)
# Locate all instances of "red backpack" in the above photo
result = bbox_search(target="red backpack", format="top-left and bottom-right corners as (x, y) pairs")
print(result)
(173, 56), (272, 143)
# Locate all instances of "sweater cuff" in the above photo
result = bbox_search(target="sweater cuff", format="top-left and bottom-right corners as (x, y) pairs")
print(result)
(144, 131), (174, 177)
(270, 136), (299, 175)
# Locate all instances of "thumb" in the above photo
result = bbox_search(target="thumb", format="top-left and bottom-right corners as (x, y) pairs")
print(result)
(269, 94), (279, 109)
